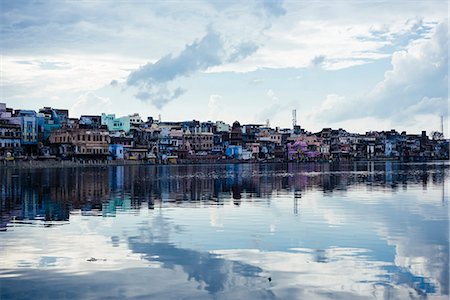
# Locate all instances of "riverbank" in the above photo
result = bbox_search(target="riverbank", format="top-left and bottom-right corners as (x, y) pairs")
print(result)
(0, 158), (279, 170)
(0, 157), (446, 170)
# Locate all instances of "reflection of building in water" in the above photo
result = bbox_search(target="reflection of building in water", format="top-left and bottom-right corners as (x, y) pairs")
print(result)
(1, 162), (449, 230)
(0, 167), (111, 229)
(0, 169), (71, 228)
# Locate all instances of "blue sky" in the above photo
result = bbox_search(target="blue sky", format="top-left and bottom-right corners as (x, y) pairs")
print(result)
(1, 0), (448, 134)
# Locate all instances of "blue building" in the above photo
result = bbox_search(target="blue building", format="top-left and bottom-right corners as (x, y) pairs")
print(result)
(225, 145), (242, 159)
(109, 144), (124, 160)
(38, 107), (63, 141)
(11, 109), (44, 155)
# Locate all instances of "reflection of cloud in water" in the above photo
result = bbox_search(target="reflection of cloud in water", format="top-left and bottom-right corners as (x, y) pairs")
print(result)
(0, 162), (448, 299)
(380, 219), (449, 295)
(214, 247), (437, 299)
(128, 239), (269, 294)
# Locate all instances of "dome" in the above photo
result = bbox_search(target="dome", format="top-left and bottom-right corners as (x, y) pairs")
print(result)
(232, 121), (241, 127)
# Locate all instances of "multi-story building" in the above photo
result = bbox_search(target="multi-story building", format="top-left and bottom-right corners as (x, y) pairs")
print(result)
(258, 128), (282, 146)
(80, 115), (102, 129)
(38, 107), (66, 141)
(0, 119), (21, 157)
(49, 128), (110, 159)
(183, 127), (214, 154)
(242, 124), (262, 145)
(11, 109), (45, 155)
(216, 121), (230, 133)
(134, 126), (160, 154)
(101, 113), (131, 133)
(129, 113), (143, 126)
(230, 121), (243, 146)
(0, 103), (22, 157)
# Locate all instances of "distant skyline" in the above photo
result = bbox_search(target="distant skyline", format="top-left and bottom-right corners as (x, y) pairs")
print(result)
(1, 0), (448, 134)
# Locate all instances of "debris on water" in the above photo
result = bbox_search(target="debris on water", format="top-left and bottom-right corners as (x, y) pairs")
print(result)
(87, 257), (106, 262)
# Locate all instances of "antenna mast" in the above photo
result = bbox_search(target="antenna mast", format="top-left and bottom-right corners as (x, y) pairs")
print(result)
(292, 109), (297, 128)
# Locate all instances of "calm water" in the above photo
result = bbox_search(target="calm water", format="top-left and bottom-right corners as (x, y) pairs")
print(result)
(0, 162), (448, 299)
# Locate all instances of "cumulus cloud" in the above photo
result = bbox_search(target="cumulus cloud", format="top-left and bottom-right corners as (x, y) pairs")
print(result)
(71, 92), (112, 116)
(126, 29), (258, 109)
(256, 89), (284, 123)
(208, 94), (222, 121)
(127, 30), (225, 86)
(135, 86), (186, 109)
(310, 55), (326, 67)
(258, 0), (286, 17)
(309, 22), (449, 126)
(228, 41), (260, 62)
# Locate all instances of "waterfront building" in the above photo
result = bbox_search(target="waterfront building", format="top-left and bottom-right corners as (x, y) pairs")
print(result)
(101, 113), (131, 133)
(258, 128), (282, 146)
(230, 121), (243, 146)
(49, 128), (110, 159)
(286, 134), (324, 161)
(225, 145), (243, 159)
(182, 127), (214, 154)
(242, 124), (262, 145)
(38, 107), (65, 141)
(124, 147), (151, 160)
(17, 111), (45, 155)
(0, 104), (23, 157)
(245, 142), (260, 159)
(129, 113), (143, 126)
(1, 101), (448, 163)
(216, 121), (230, 133)
(0, 119), (21, 157)
(109, 132), (134, 160)
(134, 126), (160, 154)
(80, 115), (103, 129)
(109, 144), (124, 160)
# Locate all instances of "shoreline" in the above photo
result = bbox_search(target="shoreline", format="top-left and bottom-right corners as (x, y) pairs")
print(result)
(1, 158), (448, 170)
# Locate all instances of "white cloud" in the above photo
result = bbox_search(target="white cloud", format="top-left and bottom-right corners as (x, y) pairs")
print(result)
(3, 54), (143, 99)
(306, 21), (448, 133)
(71, 92), (112, 117)
(208, 94), (222, 121)
(2, 0), (448, 133)
(255, 89), (284, 124)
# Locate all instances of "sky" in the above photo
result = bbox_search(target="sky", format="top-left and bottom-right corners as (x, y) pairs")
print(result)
(1, 0), (448, 134)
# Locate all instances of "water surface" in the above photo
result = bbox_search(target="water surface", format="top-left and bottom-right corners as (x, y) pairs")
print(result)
(0, 162), (448, 299)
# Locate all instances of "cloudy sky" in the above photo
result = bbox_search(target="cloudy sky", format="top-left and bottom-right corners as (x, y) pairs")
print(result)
(1, 0), (448, 134)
